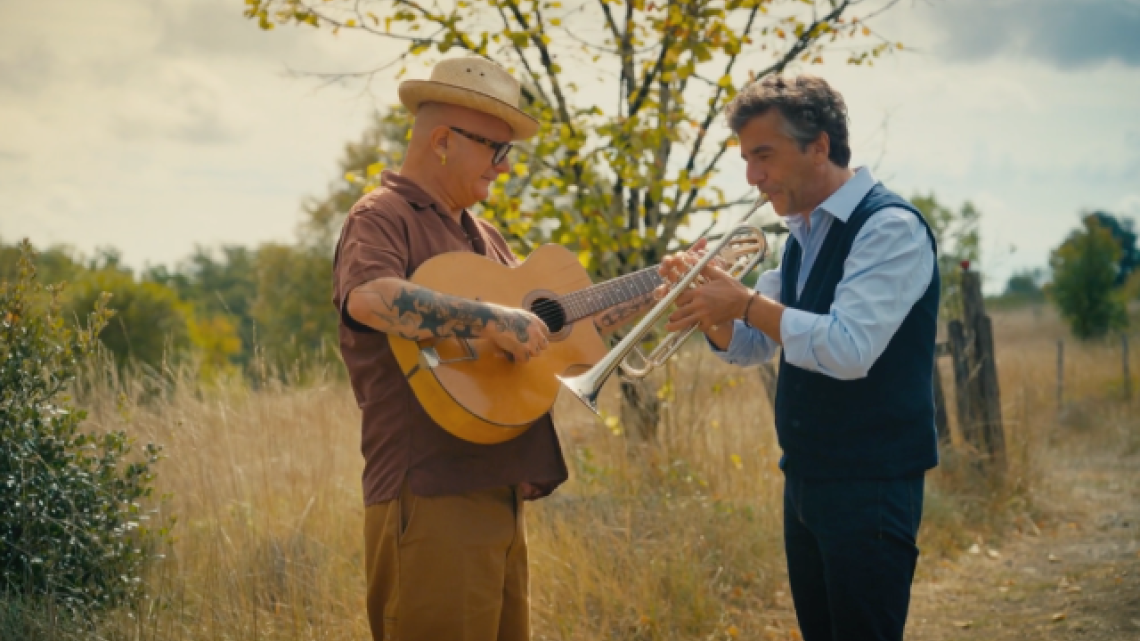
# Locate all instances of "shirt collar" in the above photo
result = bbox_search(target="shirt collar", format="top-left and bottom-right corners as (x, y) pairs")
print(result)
(782, 166), (878, 243)
(379, 169), (486, 249)
(380, 170), (440, 210)
(816, 166), (878, 223)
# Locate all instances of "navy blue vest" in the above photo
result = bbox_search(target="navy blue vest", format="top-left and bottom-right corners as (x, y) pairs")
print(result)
(775, 183), (940, 479)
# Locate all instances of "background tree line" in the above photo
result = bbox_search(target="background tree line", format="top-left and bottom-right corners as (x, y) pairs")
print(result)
(4, 104), (1136, 382)
(0, 238), (336, 379)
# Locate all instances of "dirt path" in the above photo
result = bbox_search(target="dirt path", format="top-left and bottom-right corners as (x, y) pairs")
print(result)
(907, 452), (1140, 640)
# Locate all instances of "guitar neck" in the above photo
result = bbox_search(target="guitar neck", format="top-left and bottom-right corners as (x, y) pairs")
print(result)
(561, 266), (664, 324)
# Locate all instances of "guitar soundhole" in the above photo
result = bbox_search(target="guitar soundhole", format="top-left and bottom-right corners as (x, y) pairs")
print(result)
(529, 297), (567, 333)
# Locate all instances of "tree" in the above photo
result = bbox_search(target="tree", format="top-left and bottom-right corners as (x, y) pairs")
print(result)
(0, 239), (82, 287)
(251, 244), (340, 371)
(1001, 268), (1045, 302)
(1087, 211), (1138, 286)
(249, 0), (901, 274)
(246, 0), (905, 434)
(65, 268), (192, 370)
(146, 245), (260, 368)
(1049, 215), (1128, 340)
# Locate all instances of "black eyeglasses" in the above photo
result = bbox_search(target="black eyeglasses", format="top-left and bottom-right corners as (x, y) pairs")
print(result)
(449, 126), (513, 165)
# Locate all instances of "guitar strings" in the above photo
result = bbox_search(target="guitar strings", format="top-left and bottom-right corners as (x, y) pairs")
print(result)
(525, 269), (664, 319)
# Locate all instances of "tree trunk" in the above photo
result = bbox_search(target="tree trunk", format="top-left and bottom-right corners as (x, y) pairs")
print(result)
(757, 361), (778, 411)
(620, 377), (660, 441)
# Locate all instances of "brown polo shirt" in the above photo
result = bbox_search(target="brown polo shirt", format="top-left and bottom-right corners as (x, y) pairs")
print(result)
(332, 170), (569, 506)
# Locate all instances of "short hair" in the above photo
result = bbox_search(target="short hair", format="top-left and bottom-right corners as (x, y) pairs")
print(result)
(724, 75), (851, 168)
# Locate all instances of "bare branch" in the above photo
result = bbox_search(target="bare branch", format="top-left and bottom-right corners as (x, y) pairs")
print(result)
(627, 26), (673, 118)
(494, 4), (554, 108)
(293, 1), (441, 44)
(503, 1), (575, 130)
(690, 194), (756, 213)
(598, 0), (636, 110)
(751, 0), (852, 80)
(858, 0), (905, 24)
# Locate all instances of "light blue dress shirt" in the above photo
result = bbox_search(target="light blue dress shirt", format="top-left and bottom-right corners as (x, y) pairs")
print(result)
(711, 167), (935, 380)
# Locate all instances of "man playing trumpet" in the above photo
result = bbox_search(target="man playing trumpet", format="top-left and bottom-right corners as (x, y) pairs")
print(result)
(659, 75), (940, 641)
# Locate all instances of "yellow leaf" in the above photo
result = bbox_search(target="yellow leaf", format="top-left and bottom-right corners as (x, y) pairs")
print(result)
(1051, 613), (1066, 622)
(345, 19), (357, 27)
(550, 18), (562, 26)
(717, 74), (733, 89)
(513, 163), (528, 177)
(730, 454), (743, 470)
(366, 162), (384, 177)
(862, 26), (871, 36)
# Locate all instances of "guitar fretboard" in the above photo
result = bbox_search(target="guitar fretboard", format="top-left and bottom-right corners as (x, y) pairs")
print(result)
(560, 267), (664, 324)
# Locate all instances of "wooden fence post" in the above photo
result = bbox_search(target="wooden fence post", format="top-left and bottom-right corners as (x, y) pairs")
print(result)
(950, 269), (1006, 473)
(947, 320), (975, 445)
(974, 314), (1006, 468)
(933, 361), (951, 446)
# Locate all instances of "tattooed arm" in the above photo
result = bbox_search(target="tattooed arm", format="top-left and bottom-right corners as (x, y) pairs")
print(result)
(347, 277), (550, 362)
(592, 291), (658, 336)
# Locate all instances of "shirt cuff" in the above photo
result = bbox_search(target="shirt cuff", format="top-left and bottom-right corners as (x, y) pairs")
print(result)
(780, 307), (821, 370)
(706, 319), (749, 365)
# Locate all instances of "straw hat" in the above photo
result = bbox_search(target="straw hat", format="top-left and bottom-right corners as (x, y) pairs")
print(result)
(398, 56), (538, 140)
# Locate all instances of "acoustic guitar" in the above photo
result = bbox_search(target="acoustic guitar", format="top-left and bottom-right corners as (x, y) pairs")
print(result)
(389, 244), (664, 444)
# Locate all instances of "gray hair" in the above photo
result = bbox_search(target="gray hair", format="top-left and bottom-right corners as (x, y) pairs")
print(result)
(724, 74), (851, 168)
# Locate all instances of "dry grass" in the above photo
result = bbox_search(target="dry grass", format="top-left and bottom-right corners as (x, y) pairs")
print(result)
(46, 305), (1139, 640)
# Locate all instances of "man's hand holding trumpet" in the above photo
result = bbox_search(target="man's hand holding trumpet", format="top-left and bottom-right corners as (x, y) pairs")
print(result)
(655, 237), (786, 352)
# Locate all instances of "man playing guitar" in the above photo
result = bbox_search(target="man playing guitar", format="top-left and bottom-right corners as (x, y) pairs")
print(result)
(332, 55), (653, 641)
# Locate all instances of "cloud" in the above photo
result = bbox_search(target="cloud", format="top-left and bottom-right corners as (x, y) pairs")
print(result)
(1117, 194), (1140, 219)
(109, 62), (246, 145)
(0, 44), (58, 96)
(927, 0), (1140, 68)
(153, 0), (303, 60)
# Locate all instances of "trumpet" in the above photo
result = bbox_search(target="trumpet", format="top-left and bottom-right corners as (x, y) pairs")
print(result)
(558, 194), (770, 414)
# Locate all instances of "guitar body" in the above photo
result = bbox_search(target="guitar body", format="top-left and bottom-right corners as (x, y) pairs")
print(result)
(389, 244), (608, 444)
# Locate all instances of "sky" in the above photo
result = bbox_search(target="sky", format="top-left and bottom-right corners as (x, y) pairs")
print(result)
(1, 0), (1138, 294)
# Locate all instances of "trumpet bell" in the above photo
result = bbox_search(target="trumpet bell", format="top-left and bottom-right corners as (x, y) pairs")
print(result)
(556, 371), (603, 414)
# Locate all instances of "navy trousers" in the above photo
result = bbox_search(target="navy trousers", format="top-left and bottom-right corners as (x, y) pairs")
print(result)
(783, 474), (925, 641)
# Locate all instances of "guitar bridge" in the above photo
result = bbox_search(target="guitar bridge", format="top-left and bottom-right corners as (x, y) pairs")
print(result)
(420, 339), (479, 369)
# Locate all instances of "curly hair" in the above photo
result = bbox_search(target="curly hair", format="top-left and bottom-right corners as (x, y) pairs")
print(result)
(724, 74), (851, 168)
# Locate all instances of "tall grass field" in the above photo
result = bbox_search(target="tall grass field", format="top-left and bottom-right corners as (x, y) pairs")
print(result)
(9, 305), (1139, 640)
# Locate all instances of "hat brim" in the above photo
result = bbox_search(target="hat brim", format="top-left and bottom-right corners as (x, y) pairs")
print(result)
(399, 80), (539, 141)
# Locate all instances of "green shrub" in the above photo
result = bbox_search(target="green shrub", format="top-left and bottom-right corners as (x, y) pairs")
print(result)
(1049, 215), (1129, 339)
(0, 241), (170, 610)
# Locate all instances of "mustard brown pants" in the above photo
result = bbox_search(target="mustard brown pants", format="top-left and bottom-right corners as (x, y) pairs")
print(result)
(364, 482), (529, 641)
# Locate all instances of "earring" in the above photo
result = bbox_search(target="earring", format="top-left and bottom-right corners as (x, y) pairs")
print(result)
(440, 154), (447, 166)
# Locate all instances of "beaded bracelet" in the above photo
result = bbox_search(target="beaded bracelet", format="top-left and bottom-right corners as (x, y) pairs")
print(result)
(742, 291), (758, 329)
